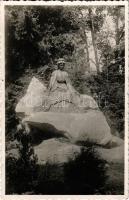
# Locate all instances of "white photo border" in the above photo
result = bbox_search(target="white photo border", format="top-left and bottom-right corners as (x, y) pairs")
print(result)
(0, 1), (128, 199)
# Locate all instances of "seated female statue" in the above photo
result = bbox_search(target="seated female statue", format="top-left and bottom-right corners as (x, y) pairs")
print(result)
(42, 58), (98, 112)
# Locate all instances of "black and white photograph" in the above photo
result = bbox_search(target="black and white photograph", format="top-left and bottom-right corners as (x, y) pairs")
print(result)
(1, 1), (128, 197)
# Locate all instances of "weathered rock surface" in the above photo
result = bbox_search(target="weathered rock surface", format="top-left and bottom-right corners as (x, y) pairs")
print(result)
(15, 77), (124, 148)
(15, 76), (123, 149)
(96, 145), (124, 163)
(7, 138), (123, 165)
(80, 94), (98, 109)
(15, 77), (46, 115)
(24, 110), (123, 147)
(34, 138), (81, 164)
(34, 138), (124, 165)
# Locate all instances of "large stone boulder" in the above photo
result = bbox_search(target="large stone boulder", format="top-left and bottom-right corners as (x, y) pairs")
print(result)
(6, 138), (124, 165)
(15, 77), (46, 116)
(34, 138), (81, 164)
(34, 138), (124, 165)
(80, 94), (98, 109)
(24, 110), (123, 147)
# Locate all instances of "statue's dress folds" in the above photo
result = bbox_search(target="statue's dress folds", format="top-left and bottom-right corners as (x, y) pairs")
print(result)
(41, 70), (98, 113)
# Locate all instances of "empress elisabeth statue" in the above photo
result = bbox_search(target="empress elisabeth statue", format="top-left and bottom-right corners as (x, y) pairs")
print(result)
(15, 58), (124, 164)
(41, 58), (98, 112)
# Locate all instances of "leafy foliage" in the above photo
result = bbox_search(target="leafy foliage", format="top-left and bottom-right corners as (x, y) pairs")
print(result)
(6, 125), (38, 194)
(5, 6), (78, 81)
(63, 147), (107, 194)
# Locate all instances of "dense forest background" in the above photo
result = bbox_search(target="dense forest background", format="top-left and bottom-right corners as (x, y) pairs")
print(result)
(5, 5), (125, 141)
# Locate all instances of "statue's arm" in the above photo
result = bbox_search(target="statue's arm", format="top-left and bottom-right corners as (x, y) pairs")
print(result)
(65, 72), (71, 86)
(65, 72), (80, 95)
(48, 71), (56, 91)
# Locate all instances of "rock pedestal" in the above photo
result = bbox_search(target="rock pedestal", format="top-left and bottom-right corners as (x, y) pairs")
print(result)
(13, 76), (124, 193)
(34, 138), (124, 165)
(24, 110), (123, 147)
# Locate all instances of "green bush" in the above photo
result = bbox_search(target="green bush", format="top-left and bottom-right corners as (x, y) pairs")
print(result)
(63, 147), (108, 194)
(6, 124), (38, 194)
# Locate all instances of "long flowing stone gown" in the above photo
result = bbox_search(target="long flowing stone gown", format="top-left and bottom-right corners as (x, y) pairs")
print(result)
(41, 69), (98, 112)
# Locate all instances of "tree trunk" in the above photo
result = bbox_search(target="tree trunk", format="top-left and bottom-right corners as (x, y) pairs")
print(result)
(84, 30), (90, 72)
(79, 10), (90, 73)
(88, 8), (100, 74)
(115, 7), (120, 46)
(80, 28), (90, 72)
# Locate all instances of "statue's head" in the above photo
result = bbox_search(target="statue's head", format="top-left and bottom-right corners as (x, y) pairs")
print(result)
(57, 58), (65, 70)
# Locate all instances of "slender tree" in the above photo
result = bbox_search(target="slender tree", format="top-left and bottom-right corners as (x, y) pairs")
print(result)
(79, 10), (91, 72)
(88, 8), (100, 73)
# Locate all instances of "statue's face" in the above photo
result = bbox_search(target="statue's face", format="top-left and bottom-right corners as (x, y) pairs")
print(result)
(58, 63), (65, 70)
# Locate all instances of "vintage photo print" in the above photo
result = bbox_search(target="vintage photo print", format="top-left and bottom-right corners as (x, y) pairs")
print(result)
(0, 1), (128, 199)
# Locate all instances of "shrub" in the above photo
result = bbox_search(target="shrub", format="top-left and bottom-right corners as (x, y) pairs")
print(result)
(63, 147), (108, 194)
(6, 124), (38, 194)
